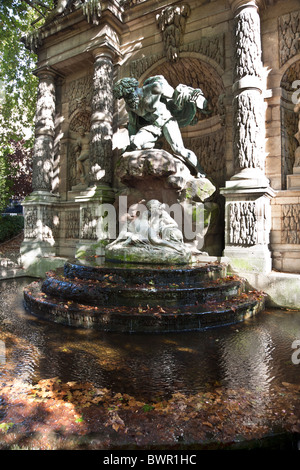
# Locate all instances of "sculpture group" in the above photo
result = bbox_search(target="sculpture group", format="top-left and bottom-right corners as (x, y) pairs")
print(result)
(105, 74), (215, 264)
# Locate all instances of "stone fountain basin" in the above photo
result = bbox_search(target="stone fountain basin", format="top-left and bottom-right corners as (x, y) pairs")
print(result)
(23, 260), (265, 333)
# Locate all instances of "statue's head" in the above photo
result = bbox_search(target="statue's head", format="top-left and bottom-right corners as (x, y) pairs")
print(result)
(146, 200), (162, 212)
(113, 78), (140, 109)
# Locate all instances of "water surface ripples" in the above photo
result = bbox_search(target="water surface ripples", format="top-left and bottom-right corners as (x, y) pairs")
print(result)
(0, 277), (300, 402)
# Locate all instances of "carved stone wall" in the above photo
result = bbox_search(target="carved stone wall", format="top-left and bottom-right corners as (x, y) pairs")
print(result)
(282, 204), (300, 244)
(185, 130), (226, 187)
(65, 211), (80, 239)
(229, 202), (257, 246)
(278, 11), (300, 68)
(156, 3), (191, 62)
(81, 208), (99, 240)
(130, 35), (225, 79)
(24, 207), (38, 239)
(281, 106), (298, 188)
(24, 205), (60, 242)
(67, 75), (93, 118)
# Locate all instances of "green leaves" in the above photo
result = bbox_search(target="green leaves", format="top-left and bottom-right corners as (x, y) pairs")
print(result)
(0, 2), (37, 144)
(0, 422), (14, 433)
(0, 1), (55, 205)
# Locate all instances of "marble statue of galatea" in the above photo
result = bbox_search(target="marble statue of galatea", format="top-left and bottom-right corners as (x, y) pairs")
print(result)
(113, 75), (210, 178)
(108, 199), (189, 254)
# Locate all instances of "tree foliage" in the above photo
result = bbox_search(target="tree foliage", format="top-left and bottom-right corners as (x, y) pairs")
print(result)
(7, 140), (33, 200)
(0, 1), (56, 146)
(0, 0), (54, 207)
(0, 155), (12, 212)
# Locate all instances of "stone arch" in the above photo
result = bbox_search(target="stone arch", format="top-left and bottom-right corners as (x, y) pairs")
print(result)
(280, 58), (300, 189)
(142, 57), (224, 115)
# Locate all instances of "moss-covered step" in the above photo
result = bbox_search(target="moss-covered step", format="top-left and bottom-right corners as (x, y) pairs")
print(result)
(41, 271), (245, 308)
(23, 280), (265, 333)
(63, 259), (227, 286)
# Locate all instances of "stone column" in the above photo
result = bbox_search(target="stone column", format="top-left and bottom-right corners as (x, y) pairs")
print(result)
(230, 0), (268, 186)
(21, 67), (61, 270)
(32, 67), (56, 193)
(221, 0), (275, 274)
(89, 47), (114, 187)
(75, 47), (115, 259)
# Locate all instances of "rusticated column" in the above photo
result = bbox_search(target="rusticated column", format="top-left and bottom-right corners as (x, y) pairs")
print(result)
(230, 0), (268, 186)
(21, 67), (61, 266)
(32, 67), (56, 193)
(221, 1), (275, 274)
(75, 47), (116, 259)
(89, 47), (114, 186)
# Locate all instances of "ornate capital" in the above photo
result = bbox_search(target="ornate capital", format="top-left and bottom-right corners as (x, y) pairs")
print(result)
(229, 0), (259, 14)
(91, 46), (116, 61)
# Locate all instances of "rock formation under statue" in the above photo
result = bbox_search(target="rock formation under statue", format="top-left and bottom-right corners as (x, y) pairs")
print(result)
(114, 149), (216, 203)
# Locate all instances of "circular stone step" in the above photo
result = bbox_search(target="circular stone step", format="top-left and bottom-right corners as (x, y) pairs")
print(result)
(23, 280), (265, 333)
(41, 273), (245, 308)
(63, 259), (227, 286)
(23, 260), (265, 332)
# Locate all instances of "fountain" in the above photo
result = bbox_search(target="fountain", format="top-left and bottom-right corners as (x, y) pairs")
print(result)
(23, 75), (265, 332)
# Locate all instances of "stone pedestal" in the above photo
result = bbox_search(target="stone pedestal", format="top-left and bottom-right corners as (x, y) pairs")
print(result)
(221, 0), (275, 274)
(74, 185), (115, 259)
(221, 185), (275, 273)
(115, 149), (216, 206)
(105, 149), (216, 264)
(20, 191), (61, 270)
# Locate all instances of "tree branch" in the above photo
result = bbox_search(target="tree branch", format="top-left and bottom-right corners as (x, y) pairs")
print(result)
(22, 0), (51, 17)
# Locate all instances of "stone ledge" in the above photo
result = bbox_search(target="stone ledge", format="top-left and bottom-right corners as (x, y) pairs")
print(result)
(229, 269), (300, 310)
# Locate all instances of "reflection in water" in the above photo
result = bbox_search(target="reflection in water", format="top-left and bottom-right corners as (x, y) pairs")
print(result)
(0, 277), (300, 403)
(220, 328), (275, 393)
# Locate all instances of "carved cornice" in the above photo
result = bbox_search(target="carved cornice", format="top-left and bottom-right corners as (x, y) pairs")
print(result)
(33, 65), (64, 80)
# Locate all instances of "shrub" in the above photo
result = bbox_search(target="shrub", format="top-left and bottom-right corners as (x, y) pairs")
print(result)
(0, 215), (24, 244)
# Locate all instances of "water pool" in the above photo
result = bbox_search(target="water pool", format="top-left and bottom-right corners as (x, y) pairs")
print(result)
(0, 277), (300, 449)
